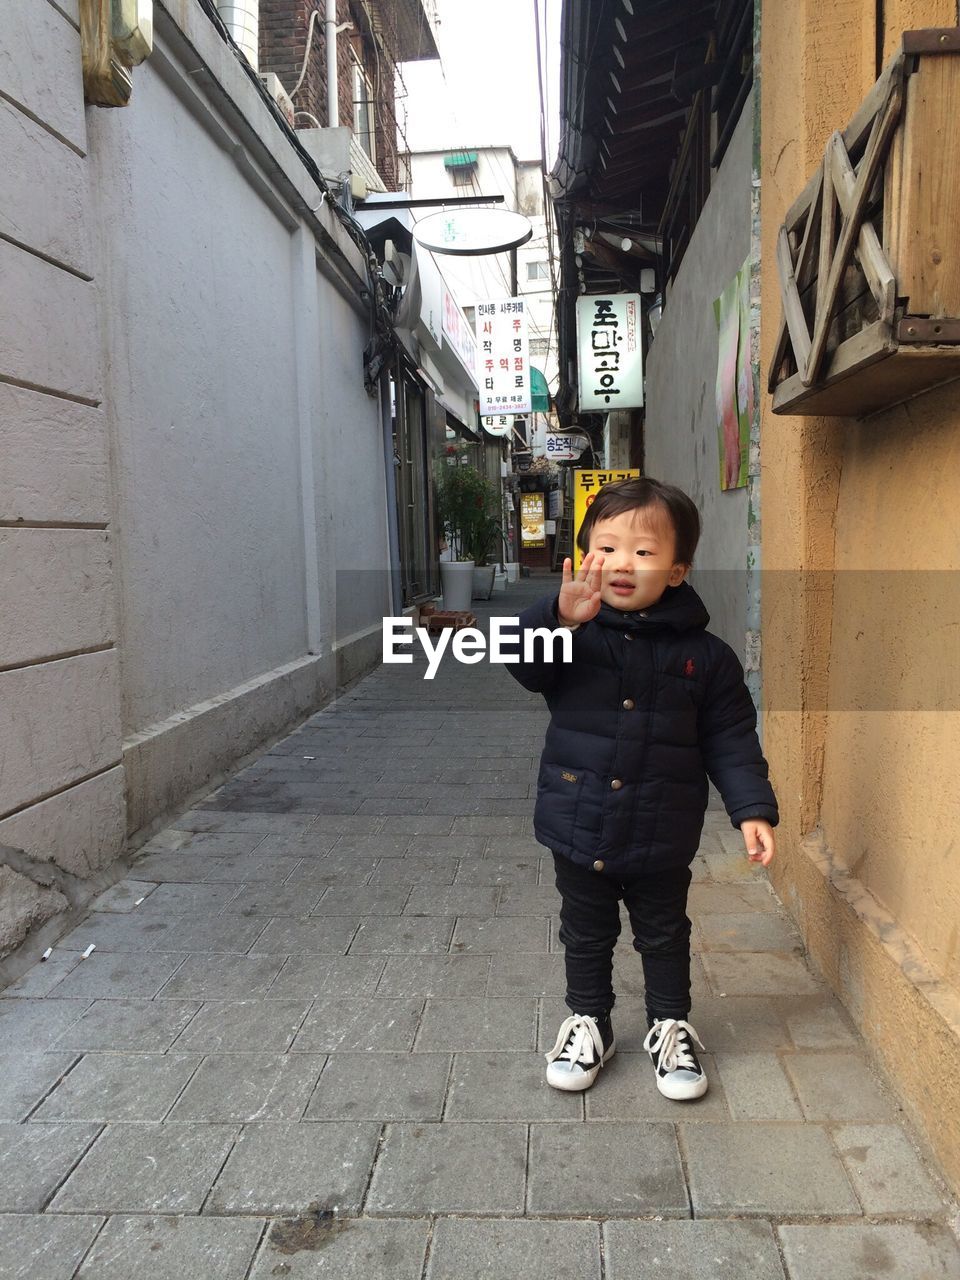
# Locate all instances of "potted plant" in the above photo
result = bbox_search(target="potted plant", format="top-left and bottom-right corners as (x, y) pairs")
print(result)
(435, 456), (500, 611)
(464, 511), (504, 600)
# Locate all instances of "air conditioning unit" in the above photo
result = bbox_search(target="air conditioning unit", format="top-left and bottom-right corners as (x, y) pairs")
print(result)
(260, 73), (294, 128)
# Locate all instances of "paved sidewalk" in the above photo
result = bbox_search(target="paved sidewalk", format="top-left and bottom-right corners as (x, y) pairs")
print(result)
(1, 576), (958, 1279)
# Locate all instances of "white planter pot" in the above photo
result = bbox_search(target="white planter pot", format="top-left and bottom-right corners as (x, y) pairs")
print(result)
(439, 559), (475, 612)
(472, 565), (496, 600)
(504, 561), (520, 583)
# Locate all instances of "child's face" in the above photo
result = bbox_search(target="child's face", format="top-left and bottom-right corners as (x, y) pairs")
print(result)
(586, 507), (688, 612)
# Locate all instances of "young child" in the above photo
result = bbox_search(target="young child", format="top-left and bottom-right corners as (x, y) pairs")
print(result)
(506, 477), (777, 1100)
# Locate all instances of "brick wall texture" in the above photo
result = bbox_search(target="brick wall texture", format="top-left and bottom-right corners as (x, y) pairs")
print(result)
(259, 0), (401, 189)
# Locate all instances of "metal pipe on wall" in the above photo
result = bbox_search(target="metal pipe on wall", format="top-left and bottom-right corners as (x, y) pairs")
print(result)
(326, 0), (339, 127)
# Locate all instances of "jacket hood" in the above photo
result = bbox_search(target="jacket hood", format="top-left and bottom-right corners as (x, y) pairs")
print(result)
(592, 580), (710, 634)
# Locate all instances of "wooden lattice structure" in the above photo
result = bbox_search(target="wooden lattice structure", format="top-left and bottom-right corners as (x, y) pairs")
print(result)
(770, 29), (960, 417)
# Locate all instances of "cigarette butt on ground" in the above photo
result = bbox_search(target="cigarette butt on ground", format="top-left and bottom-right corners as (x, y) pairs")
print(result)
(81, 943), (96, 959)
(134, 897), (145, 906)
(41, 947), (53, 961)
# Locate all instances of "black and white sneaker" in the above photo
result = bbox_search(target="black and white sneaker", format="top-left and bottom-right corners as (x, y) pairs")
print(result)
(545, 1014), (615, 1091)
(642, 1018), (708, 1100)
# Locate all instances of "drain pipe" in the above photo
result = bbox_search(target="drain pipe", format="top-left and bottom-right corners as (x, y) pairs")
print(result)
(325, 0), (340, 127)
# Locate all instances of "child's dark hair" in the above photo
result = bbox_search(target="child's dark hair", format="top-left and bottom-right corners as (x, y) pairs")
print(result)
(575, 477), (701, 566)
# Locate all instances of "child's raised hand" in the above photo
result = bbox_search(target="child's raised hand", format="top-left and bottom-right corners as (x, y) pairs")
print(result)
(741, 819), (776, 867)
(558, 552), (604, 627)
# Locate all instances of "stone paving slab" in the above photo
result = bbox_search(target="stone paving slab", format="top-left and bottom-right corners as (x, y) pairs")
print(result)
(0, 997), (90, 1049)
(48, 998), (200, 1053)
(583, 1052), (730, 1121)
(348, 916), (454, 954)
(31, 1053), (201, 1122)
(713, 1051), (804, 1120)
(49, 1122), (240, 1214)
(0, 1214), (104, 1280)
(777, 1222), (960, 1279)
(249, 1216), (430, 1280)
(43, 951), (188, 999)
(167, 1053), (326, 1122)
(376, 954), (491, 998)
(368, 856), (458, 886)
(451, 915), (551, 953)
(60, 912), (269, 955)
(527, 1121), (688, 1216)
(414, 997), (538, 1052)
(445, 1052), (583, 1122)
(206, 1121), (381, 1215)
(0, 1121), (102, 1212)
(159, 953), (286, 998)
(304, 1052), (451, 1121)
(696, 910), (803, 952)
(454, 857), (541, 885)
(267, 955), (385, 999)
(681, 1122), (861, 1216)
(783, 1050), (898, 1121)
(248, 915), (361, 954)
(426, 1218), (602, 1280)
(168, 998), (310, 1052)
(487, 953), (566, 997)
(700, 950), (825, 997)
(90, 879), (159, 911)
(832, 1123), (950, 1214)
(292, 997), (423, 1052)
(0, 1053), (79, 1120)
(603, 1219), (786, 1280)
(366, 1122), (527, 1215)
(75, 1214), (265, 1279)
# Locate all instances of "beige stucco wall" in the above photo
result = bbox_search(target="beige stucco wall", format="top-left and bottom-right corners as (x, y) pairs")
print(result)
(760, 0), (960, 1191)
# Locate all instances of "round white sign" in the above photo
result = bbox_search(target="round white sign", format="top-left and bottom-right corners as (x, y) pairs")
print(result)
(413, 208), (533, 257)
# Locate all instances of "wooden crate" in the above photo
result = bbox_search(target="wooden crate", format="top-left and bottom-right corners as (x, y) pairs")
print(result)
(769, 29), (960, 417)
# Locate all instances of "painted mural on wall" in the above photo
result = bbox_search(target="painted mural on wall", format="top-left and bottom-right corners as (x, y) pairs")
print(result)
(713, 256), (753, 490)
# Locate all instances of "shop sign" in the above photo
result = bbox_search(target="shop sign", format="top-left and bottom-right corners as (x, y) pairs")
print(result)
(545, 432), (585, 461)
(572, 468), (640, 569)
(481, 414), (513, 437)
(520, 491), (546, 547)
(576, 294), (644, 410)
(442, 285), (478, 382)
(476, 297), (532, 416)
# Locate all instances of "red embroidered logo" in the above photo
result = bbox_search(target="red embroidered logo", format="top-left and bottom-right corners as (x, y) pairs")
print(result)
(684, 659), (696, 677)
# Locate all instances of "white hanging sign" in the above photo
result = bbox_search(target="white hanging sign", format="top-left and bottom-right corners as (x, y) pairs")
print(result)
(544, 432), (586, 461)
(576, 294), (644, 410)
(476, 297), (532, 417)
(481, 414), (514, 437)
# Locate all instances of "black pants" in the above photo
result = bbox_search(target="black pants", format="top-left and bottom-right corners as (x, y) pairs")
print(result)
(552, 851), (692, 1024)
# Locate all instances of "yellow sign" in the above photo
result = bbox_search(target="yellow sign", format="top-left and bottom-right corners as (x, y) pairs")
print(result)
(520, 492), (546, 547)
(572, 469), (640, 569)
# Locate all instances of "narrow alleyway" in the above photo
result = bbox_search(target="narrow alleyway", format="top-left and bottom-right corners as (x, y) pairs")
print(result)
(1, 577), (957, 1279)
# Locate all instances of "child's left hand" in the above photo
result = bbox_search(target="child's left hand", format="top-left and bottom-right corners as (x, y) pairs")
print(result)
(740, 819), (776, 866)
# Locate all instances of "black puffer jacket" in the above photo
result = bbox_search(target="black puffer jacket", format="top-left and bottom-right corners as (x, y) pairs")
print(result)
(504, 582), (778, 877)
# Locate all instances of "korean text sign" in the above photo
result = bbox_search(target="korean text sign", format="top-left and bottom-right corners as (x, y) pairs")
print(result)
(575, 294), (644, 411)
(476, 298), (532, 416)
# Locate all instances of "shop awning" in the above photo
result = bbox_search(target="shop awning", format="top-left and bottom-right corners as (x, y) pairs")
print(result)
(443, 151), (479, 168)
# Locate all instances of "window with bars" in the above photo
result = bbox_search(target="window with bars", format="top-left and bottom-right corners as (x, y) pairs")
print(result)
(352, 50), (376, 162)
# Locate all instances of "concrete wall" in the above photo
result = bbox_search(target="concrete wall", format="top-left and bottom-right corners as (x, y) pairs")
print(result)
(0, 0), (126, 953)
(759, 0), (960, 1192)
(0, 0), (391, 962)
(644, 100), (754, 655)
